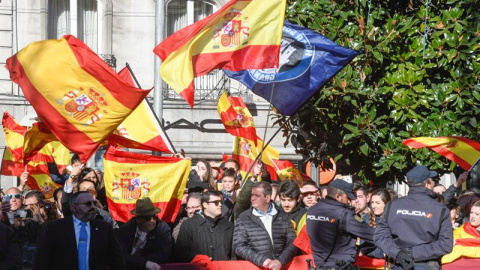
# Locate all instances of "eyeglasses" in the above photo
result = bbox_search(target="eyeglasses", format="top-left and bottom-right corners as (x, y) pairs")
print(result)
(186, 205), (201, 211)
(302, 191), (319, 197)
(4, 194), (21, 199)
(207, 200), (223, 206)
(75, 201), (94, 207)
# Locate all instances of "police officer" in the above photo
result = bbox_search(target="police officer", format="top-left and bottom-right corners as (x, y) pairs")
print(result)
(306, 179), (375, 270)
(375, 165), (453, 270)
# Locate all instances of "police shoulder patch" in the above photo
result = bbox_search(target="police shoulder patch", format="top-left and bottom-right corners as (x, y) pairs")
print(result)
(354, 215), (363, 223)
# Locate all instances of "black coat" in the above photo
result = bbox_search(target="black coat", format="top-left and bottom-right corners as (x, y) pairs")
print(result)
(117, 218), (172, 269)
(174, 213), (234, 262)
(34, 216), (125, 270)
(0, 222), (22, 270)
(233, 204), (297, 267)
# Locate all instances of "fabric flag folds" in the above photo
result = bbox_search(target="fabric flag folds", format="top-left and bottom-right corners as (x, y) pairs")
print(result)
(217, 92), (257, 144)
(272, 159), (304, 186)
(154, 0), (286, 107)
(104, 147), (191, 223)
(5, 35), (151, 163)
(403, 137), (480, 170)
(233, 136), (279, 180)
(108, 67), (176, 154)
(23, 122), (58, 164)
(223, 21), (360, 115)
(2, 112), (27, 161)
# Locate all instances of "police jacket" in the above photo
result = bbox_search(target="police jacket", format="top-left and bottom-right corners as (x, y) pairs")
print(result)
(374, 187), (453, 262)
(233, 204), (297, 267)
(306, 197), (375, 267)
(174, 213), (234, 262)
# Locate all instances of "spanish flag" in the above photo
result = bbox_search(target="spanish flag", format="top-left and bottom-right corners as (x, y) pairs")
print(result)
(2, 112), (27, 161)
(104, 147), (191, 223)
(5, 35), (151, 163)
(107, 67), (176, 154)
(442, 222), (480, 264)
(23, 122), (58, 164)
(154, 0), (286, 107)
(1, 148), (24, 176)
(403, 137), (480, 170)
(217, 92), (257, 144)
(233, 136), (279, 180)
(272, 159), (304, 186)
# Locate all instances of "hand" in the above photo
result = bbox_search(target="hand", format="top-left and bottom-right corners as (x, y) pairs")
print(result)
(266, 259), (282, 270)
(145, 261), (161, 270)
(19, 172), (28, 190)
(29, 204), (44, 224)
(454, 172), (468, 187)
(263, 258), (272, 268)
(1, 200), (11, 213)
(396, 248), (414, 270)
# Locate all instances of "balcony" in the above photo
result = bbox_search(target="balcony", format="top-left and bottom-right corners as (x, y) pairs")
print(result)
(162, 70), (230, 101)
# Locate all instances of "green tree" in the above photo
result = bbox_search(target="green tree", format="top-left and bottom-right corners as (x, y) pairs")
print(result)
(278, 0), (480, 183)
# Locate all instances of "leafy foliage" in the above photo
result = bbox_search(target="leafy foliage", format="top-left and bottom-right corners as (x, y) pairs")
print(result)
(278, 0), (480, 183)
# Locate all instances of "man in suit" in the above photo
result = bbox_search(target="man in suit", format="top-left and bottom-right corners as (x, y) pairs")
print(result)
(34, 191), (125, 270)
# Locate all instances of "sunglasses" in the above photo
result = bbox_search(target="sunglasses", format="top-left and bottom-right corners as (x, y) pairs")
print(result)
(302, 191), (319, 197)
(4, 194), (21, 199)
(207, 200), (223, 206)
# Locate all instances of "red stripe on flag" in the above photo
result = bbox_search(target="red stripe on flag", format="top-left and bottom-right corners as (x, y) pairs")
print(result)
(106, 197), (182, 223)
(233, 154), (278, 181)
(6, 54), (99, 163)
(105, 147), (181, 164)
(1, 159), (24, 176)
(178, 81), (195, 108)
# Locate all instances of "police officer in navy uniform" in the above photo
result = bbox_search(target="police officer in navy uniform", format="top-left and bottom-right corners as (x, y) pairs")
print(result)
(306, 179), (375, 270)
(375, 165), (453, 270)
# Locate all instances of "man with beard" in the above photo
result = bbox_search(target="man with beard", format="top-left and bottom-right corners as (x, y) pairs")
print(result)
(34, 191), (125, 270)
(117, 197), (172, 270)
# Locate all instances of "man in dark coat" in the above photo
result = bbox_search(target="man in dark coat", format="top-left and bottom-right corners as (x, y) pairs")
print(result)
(117, 197), (172, 270)
(233, 181), (297, 270)
(0, 221), (22, 270)
(174, 190), (234, 262)
(34, 191), (125, 270)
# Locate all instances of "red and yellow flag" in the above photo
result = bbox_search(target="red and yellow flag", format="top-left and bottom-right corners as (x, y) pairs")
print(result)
(154, 0), (286, 107)
(272, 159), (304, 186)
(442, 222), (480, 264)
(403, 137), (480, 170)
(104, 147), (191, 223)
(233, 136), (279, 180)
(6, 35), (151, 163)
(1, 148), (24, 176)
(2, 112), (27, 161)
(217, 92), (257, 144)
(23, 122), (58, 164)
(107, 67), (176, 154)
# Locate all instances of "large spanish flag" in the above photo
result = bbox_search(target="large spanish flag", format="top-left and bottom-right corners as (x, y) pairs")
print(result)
(5, 35), (151, 163)
(442, 222), (480, 264)
(104, 147), (191, 223)
(154, 0), (286, 107)
(217, 92), (257, 143)
(403, 137), (480, 170)
(233, 136), (279, 180)
(107, 67), (176, 154)
(2, 112), (27, 161)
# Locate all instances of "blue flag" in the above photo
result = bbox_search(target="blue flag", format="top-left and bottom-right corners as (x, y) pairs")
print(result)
(223, 21), (360, 116)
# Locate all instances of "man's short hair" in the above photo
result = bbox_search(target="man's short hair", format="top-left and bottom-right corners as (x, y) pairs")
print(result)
(186, 192), (203, 203)
(25, 190), (45, 202)
(222, 168), (237, 179)
(301, 180), (318, 189)
(224, 159), (240, 171)
(200, 190), (223, 210)
(252, 181), (272, 197)
(278, 180), (300, 199)
(326, 185), (346, 198)
(53, 188), (63, 202)
(69, 191), (92, 207)
(353, 182), (367, 196)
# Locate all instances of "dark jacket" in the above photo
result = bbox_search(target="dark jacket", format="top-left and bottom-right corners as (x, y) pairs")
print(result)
(233, 204), (297, 267)
(34, 216), (125, 270)
(306, 198), (375, 267)
(234, 178), (255, 220)
(0, 222), (22, 270)
(117, 218), (172, 269)
(286, 205), (307, 231)
(375, 187), (453, 262)
(174, 213), (234, 262)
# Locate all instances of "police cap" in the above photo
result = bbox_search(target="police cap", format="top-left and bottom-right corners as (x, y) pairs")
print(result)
(329, 179), (356, 200)
(406, 165), (437, 185)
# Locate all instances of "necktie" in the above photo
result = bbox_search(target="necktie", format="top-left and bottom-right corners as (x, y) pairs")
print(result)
(78, 222), (88, 270)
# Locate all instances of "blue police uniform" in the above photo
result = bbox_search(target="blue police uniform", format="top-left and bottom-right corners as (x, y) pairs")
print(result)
(306, 198), (375, 269)
(375, 186), (453, 269)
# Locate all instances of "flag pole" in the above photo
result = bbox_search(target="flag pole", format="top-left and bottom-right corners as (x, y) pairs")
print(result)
(467, 157), (480, 173)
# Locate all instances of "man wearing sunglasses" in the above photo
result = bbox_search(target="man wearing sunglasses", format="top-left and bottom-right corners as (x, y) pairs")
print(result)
(4, 187), (23, 212)
(34, 191), (125, 270)
(117, 197), (172, 270)
(174, 190), (234, 263)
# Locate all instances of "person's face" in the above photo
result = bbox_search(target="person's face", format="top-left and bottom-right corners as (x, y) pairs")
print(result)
(71, 193), (96, 222)
(370, 195), (386, 216)
(251, 187), (271, 211)
(83, 171), (98, 183)
(72, 161), (82, 170)
(425, 178), (435, 190)
(186, 197), (201, 218)
(222, 176), (237, 192)
(136, 216), (157, 232)
(280, 194), (298, 213)
(79, 181), (97, 199)
(196, 162), (208, 179)
(211, 168), (220, 180)
(24, 196), (38, 209)
(5, 188), (23, 211)
(354, 190), (368, 214)
(301, 188), (319, 207)
(94, 169), (103, 182)
(203, 195), (223, 218)
(224, 161), (239, 173)
(470, 206), (480, 228)
(433, 185), (446, 195)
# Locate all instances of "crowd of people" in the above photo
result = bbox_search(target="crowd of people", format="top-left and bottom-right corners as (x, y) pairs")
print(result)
(0, 153), (479, 270)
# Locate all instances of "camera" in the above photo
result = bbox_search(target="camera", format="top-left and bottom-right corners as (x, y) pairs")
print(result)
(16, 209), (33, 219)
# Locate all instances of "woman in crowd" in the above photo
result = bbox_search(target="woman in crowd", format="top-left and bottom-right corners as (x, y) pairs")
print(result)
(187, 160), (216, 192)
